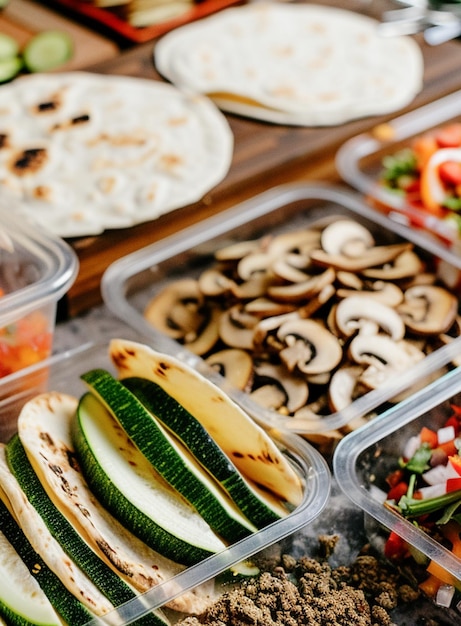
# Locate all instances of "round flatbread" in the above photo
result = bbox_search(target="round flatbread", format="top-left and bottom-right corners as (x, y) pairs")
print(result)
(154, 2), (424, 126)
(0, 72), (233, 237)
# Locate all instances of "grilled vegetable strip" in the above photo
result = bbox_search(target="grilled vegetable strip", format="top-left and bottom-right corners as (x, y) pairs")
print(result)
(0, 444), (114, 617)
(16, 390), (216, 615)
(0, 475), (95, 625)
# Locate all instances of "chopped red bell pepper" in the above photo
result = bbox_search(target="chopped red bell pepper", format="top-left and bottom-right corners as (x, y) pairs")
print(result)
(384, 531), (409, 560)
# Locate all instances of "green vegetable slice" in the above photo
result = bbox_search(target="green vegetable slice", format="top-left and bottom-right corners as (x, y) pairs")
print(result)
(123, 376), (288, 527)
(0, 482), (94, 626)
(0, 33), (18, 60)
(0, 56), (22, 83)
(73, 391), (227, 565)
(0, 529), (62, 626)
(15, 390), (208, 615)
(6, 434), (167, 626)
(81, 369), (257, 543)
(109, 339), (303, 507)
(23, 30), (73, 73)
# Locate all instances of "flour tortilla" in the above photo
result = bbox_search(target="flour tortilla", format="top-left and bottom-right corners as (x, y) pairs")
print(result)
(0, 72), (233, 237)
(154, 2), (424, 126)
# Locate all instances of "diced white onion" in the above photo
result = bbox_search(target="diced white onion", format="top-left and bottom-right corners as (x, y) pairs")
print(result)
(417, 483), (446, 499)
(437, 425), (456, 445)
(423, 464), (454, 486)
(436, 583), (455, 608)
(403, 434), (421, 461)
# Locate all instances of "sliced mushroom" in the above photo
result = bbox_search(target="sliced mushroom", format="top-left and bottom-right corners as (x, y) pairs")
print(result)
(237, 252), (274, 282)
(214, 239), (263, 262)
(253, 311), (301, 350)
(348, 334), (425, 389)
(361, 249), (424, 280)
(336, 280), (404, 307)
(320, 219), (375, 257)
(144, 278), (220, 354)
(144, 278), (202, 340)
(276, 319), (343, 375)
(328, 365), (364, 412)
(198, 268), (237, 297)
(219, 305), (259, 350)
(270, 254), (312, 284)
(397, 284), (458, 335)
(232, 274), (273, 300)
(267, 229), (321, 257)
(336, 271), (364, 290)
(310, 242), (412, 272)
(349, 334), (423, 368)
(268, 267), (335, 303)
(251, 362), (309, 413)
(244, 297), (297, 318)
(184, 306), (221, 355)
(205, 349), (254, 391)
(335, 295), (405, 340)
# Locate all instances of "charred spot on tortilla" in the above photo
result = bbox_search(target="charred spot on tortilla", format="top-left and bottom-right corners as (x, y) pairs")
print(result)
(52, 113), (91, 131)
(34, 96), (61, 114)
(33, 185), (52, 201)
(0, 133), (9, 149)
(10, 148), (48, 176)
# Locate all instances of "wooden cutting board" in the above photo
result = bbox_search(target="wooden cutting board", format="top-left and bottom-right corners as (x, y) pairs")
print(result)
(0, 0), (119, 68)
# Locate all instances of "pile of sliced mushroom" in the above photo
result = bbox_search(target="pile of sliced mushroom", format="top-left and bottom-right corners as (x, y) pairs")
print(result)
(144, 218), (460, 426)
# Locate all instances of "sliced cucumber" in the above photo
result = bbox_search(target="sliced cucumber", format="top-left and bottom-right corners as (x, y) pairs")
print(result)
(23, 30), (73, 73)
(6, 434), (167, 626)
(0, 56), (21, 83)
(0, 33), (18, 60)
(73, 392), (227, 565)
(0, 529), (61, 626)
(123, 376), (285, 527)
(0, 492), (94, 626)
(81, 369), (257, 543)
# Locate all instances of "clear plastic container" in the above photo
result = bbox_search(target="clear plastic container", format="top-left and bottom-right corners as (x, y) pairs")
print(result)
(333, 366), (461, 590)
(0, 341), (331, 624)
(0, 203), (78, 380)
(101, 183), (461, 437)
(336, 89), (461, 245)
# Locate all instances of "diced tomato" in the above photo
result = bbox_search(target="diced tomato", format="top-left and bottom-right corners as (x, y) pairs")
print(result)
(384, 531), (409, 560)
(386, 468), (405, 489)
(438, 161), (461, 186)
(387, 481), (409, 501)
(0, 312), (52, 379)
(420, 426), (438, 448)
(435, 123), (461, 148)
(446, 478), (461, 493)
(445, 414), (461, 436)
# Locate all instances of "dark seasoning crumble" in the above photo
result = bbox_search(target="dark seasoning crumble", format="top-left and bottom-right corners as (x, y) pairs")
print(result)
(174, 536), (425, 626)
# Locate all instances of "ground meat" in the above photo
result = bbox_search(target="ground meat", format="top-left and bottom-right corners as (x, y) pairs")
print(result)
(175, 537), (420, 626)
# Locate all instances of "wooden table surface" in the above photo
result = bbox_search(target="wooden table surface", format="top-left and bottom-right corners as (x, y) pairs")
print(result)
(7, 0), (461, 317)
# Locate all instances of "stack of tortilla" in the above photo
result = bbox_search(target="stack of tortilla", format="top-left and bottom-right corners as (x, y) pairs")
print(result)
(154, 2), (424, 126)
